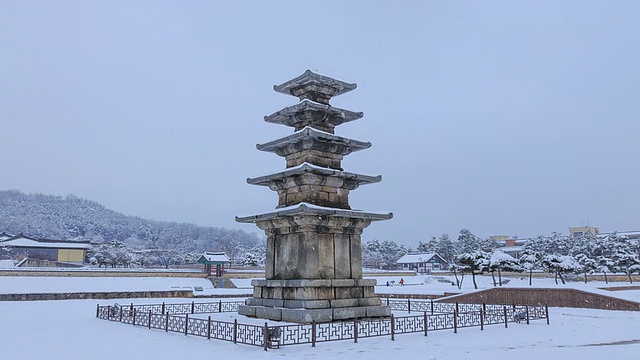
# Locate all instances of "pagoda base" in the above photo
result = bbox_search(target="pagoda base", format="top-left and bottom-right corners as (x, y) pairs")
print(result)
(237, 278), (391, 323)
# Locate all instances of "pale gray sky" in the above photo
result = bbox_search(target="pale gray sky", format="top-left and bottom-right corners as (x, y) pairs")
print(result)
(1, 1), (639, 245)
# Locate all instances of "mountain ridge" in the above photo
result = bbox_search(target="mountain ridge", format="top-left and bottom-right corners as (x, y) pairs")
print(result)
(0, 190), (259, 256)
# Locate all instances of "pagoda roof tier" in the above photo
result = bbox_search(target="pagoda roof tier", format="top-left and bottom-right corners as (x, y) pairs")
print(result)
(235, 203), (393, 224)
(256, 127), (371, 156)
(274, 70), (357, 104)
(246, 164), (381, 187)
(264, 100), (363, 133)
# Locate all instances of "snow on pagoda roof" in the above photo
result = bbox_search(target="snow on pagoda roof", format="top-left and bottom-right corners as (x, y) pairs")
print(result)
(246, 163), (381, 186)
(256, 127), (371, 154)
(235, 203), (393, 224)
(264, 100), (363, 131)
(273, 70), (357, 102)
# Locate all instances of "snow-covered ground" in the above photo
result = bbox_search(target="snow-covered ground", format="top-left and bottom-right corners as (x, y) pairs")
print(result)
(0, 298), (639, 359)
(0, 275), (251, 296)
(369, 274), (640, 302)
(2, 273), (640, 301)
(1, 274), (639, 359)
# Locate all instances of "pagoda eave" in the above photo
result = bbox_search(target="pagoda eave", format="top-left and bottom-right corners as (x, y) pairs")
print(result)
(264, 100), (363, 130)
(235, 204), (393, 224)
(246, 164), (382, 186)
(273, 70), (357, 101)
(256, 127), (371, 154)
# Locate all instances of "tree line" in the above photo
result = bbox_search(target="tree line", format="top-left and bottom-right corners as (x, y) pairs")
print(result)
(362, 229), (640, 288)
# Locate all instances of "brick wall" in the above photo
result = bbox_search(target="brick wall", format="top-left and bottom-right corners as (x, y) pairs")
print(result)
(437, 287), (640, 311)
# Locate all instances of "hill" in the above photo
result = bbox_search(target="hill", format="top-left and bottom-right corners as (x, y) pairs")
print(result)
(0, 190), (260, 257)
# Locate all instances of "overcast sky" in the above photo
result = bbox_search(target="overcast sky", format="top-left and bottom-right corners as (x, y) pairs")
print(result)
(1, 1), (639, 246)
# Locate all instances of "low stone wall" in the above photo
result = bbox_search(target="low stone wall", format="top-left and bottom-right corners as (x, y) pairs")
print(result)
(375, 293), (450, 300)
(224, 270), (417, 279)
(601, 285), (640, 291)
(0, 290), (193, 301)
(0, 270), (207, 278)
(437, 287), (640, 311)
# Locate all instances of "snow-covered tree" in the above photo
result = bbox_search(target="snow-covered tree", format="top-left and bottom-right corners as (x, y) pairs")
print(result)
(0, 190), (261, 256)
(448, 263), (467, 290)
(241, 243), (266, 267)
(596, 255), (615, 284)
(457, 229), (480, 254)
(489, 250), (522, 286)
(519, 249), (542, 286)
(435, 233), (456, 263)
(362, 239), (407, 270)
(480, 237), (499, 253)
(87, 241), (135, 267)
(454, 250), (489, 289)
(541, 254), (580, 285)
(574, 253), (597, 284)
(524, 232), (571, 255)
(611, 245), (640, 284)
(416, 237), (437, 253)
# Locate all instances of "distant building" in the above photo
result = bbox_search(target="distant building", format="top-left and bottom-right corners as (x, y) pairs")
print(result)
(197, 251), (230, 277)
(569, 226), (599, 237)
(490, 235), (525, 259)
(0, 234), (91, 265)
(599, 230), (640, 239)
(396, 253), (448, 274)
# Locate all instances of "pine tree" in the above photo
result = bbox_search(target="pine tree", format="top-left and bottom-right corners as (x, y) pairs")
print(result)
(454, 250), (489, 289)
(519, 249), (541, 286)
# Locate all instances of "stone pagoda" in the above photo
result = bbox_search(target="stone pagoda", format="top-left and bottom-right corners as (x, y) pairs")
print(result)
(236, 70), (392, 323)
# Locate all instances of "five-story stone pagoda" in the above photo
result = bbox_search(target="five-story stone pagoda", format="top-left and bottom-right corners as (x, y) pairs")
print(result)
(236, 70), (392, 323)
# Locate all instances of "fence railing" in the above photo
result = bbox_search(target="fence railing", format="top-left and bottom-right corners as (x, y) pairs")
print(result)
(96, 299), (549, 351)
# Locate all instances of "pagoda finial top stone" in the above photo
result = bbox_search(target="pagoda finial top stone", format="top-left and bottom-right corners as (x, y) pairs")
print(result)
(274, 70), (357, 105)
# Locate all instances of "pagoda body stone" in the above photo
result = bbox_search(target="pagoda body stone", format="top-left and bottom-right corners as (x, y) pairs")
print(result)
(236, 70), (392, 323)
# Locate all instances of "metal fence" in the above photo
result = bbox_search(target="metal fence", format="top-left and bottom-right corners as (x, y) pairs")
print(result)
(96, 299), (549, 351)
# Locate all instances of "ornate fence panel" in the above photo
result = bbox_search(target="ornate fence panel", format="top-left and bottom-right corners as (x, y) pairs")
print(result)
(221, 301), (243, 312)
(165, 303), (192, 315)
(236, 323), (264, 346)
(359, 318), (392, 338)
(387, 299), (410, 311)
(528, 305), (547, 320)
(274, 324), (314, 346)
(481, 309), (501, 325)
(456, 311), (482, 328)
(427, 313), (455, 331)
(316, 321), (355, 342)
(131, 303), (163, 314)
(433, 302), (457, 314)
(209, 320), (236, 342)
(96, 299), (549, 350)
(113, 301), (244, 316)
(394, 315), (425, 335)
(149, 313), (165, 330)
(166, 314), (185, 333)
(187, 317), (209, 337)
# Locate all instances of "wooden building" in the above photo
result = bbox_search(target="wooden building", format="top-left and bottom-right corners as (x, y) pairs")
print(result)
(396, 253), (448, 274)
(0, 234), (90, 264)
(197, 251), (230, 276)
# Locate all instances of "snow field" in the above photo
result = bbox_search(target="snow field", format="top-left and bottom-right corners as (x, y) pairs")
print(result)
(1, 274), (640, 359)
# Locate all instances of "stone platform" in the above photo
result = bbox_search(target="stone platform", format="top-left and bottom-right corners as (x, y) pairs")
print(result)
(238, 278), (390, 323)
